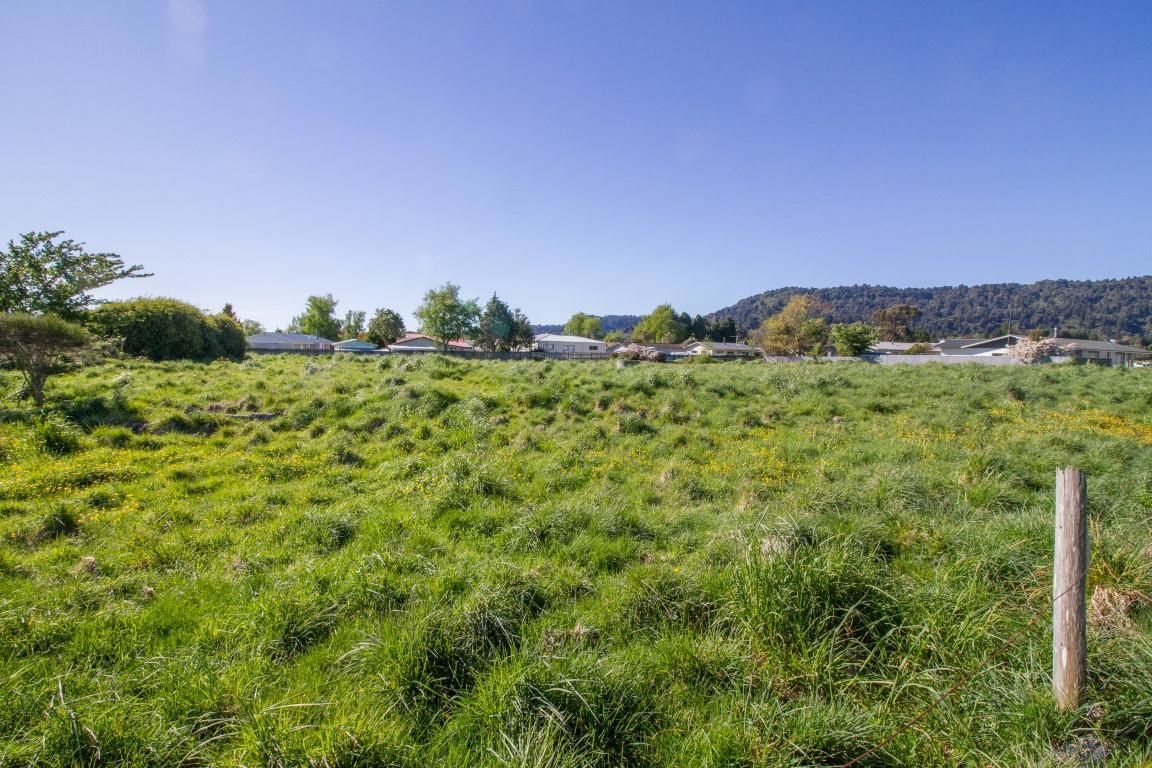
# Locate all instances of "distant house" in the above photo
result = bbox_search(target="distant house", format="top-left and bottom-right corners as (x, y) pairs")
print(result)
(933, 336), (1025, 357)
(333, 339), (379, 354)
(534, 334), (607, 357)
(246, 332), (334, 354)
(684, 341), (761, 358)
(929, 335), (1150, 367)
(1051, 338), (1152, 367)
(388, 333), (473, 352)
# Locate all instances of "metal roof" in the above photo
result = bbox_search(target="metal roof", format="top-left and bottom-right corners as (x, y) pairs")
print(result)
(1053, 338), (1151, 354)
(247, 332), (334, 344)
(932, 338), (988, 350)
(534, 333), (602, 344)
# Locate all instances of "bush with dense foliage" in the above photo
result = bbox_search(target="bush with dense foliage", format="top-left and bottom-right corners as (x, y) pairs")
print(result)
(89, 298), (246, 361)
(0, 312), (90, 406)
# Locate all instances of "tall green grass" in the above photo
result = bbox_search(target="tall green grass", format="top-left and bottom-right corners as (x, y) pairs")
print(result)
(1, 355), (1150, 765)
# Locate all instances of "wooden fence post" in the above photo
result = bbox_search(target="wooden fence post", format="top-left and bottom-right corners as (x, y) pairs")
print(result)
(1053, 467), (1088, 711)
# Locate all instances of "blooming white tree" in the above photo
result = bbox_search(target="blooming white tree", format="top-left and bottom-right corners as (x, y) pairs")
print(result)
(1009, 338), (1062, 365)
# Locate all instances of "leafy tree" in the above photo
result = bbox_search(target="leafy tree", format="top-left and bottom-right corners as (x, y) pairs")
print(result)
(221, 303), (238, 321)
(476, 294), (515, 351)
(241, 318), (265, 336)
(706, 317), (739, 343)
(562, 312), (602, 339)
(508, 308), (535, 351)
(89, 298), (245, 361)
(604, 330), (625, 343)
(341, 310), (367, 340)
(872, 304), (922, 342)
(414, 283), (480, 351)
(758, 295), (828, 356)
(0, 231), (151, 319)
(0, 313), (90, 407)
(632, 304), (688, 343)
(830, 322), (880, 356)
(288, 294), (341, 340)
(366, 308), (405, 346)
(475, 295), (535, 352)
(1009, 338), (1062, 365)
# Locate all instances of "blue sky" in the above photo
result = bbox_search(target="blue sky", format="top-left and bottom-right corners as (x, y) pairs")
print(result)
(2, 1), (1150, 330)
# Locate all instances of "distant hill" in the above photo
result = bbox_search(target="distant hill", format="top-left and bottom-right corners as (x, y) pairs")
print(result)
(711, 277), (1152, 344)
(533, 315), (641, 336)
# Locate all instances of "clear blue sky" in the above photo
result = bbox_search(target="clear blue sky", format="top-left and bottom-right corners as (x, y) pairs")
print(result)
(3, 1), (1150, 330)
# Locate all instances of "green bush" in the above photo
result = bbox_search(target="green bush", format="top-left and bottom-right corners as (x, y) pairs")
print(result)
(89, 298), (246, 361)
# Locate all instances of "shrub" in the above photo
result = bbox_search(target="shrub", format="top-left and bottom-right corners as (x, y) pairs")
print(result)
(89, 298), (245, 361)
(0, 313), (91, 407)
(207, 314), (247, 359)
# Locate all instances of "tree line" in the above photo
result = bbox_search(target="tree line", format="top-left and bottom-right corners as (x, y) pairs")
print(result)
(553, 306), (739, 345)
(286, 284), (534, 352)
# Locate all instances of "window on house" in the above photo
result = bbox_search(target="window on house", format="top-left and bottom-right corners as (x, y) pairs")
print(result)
(589, 345), (598, 350)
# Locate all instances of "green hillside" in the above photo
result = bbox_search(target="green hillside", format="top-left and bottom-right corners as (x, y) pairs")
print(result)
(2, 356), (1151, 765)
(712, 277), (1152, 344)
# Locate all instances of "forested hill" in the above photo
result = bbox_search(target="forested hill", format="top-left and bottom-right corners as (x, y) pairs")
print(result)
(711, 277), (1152, 343)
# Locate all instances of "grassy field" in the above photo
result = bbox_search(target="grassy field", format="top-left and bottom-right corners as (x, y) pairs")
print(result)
(1, 355), (1151, 767)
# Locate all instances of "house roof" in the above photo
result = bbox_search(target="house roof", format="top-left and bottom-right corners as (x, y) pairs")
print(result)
(707, 342), (756, 351)
(869, 341), (917, 352)
(638, 343), (690, 353)
(685, 341), (757, 352)
(960, 335), (1025, 349)
(247, 332), (334, 345)
(932, 338), (989, 350)
(1053, 338), (1151, 354)
(390, 333), (473, 349)
(333, 339), (378, 350)
(534, 334), (602, 344)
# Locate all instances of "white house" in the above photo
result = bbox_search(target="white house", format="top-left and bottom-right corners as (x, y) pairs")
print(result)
(534, 334), (608, 357)
(1051, 338), (1152, 367)
(931, 335), (1150, 367)
(246, 332), (334, 353)
(684, 341), (761, 358)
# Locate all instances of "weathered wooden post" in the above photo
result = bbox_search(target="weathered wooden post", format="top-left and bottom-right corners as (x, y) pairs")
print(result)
(1053, 467), (1088, 711)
